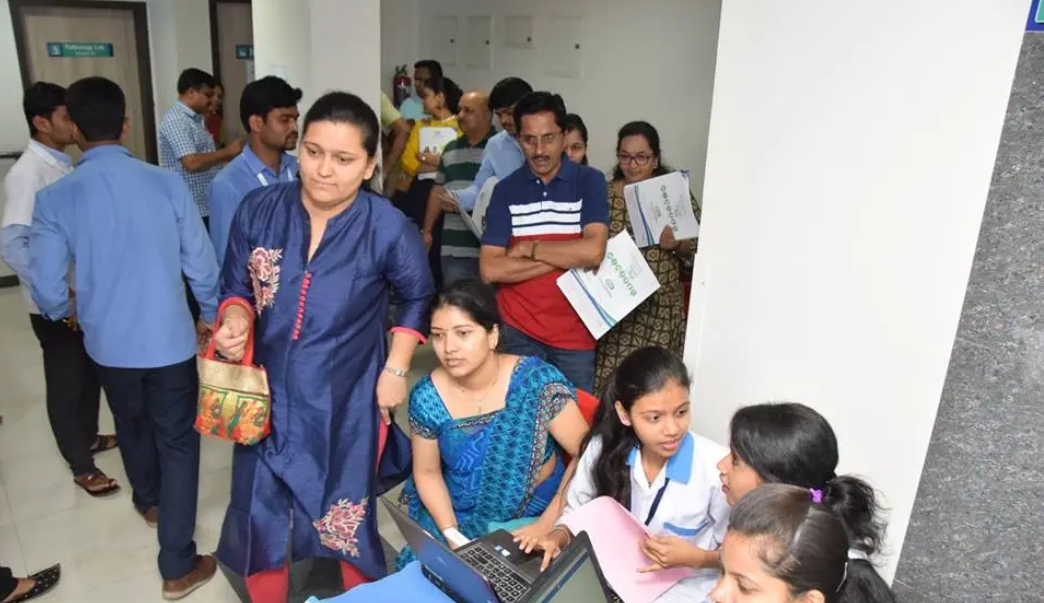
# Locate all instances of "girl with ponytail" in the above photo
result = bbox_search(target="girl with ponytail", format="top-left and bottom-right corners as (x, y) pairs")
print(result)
(711, 484), (898, 603)
(529, 346), (732, 602)
(715, 403), (897, 602)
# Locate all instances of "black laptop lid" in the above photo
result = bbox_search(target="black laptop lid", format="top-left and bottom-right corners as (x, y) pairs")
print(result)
(527, 531), (612, 603)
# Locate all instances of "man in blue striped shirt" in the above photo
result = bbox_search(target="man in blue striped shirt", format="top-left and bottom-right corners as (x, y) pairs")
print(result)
(30, 76), (219, 600)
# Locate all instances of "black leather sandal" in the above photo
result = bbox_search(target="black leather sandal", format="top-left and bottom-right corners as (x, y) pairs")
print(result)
(4, 564), (60, 603)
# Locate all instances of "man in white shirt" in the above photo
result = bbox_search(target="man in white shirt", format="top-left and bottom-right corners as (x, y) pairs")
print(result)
(0, 82), (119, 497)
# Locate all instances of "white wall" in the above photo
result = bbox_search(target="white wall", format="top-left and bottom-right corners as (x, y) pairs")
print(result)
(686, 0), (1027, 581)
(253, 0), (381, 126)
(382, 0), (720, 195)
(0, 0), (212, 151)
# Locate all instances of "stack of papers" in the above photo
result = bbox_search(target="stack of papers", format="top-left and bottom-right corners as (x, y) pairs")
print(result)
(623, 172), (700, 248)
(557, 232), (660, 339)
(459, 176), (498, 239)
(560, 497), (695, 603)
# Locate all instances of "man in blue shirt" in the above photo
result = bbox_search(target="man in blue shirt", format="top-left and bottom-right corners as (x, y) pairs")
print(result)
(1, 82), (119, 497)
(398, 59), (441, 121)
(432, 77), (532, 213)
(30, 76), (220, 599)
(209, 76), (301, 267)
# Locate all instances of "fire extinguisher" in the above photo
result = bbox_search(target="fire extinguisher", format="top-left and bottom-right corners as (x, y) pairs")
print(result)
(393, 65), (411, 108)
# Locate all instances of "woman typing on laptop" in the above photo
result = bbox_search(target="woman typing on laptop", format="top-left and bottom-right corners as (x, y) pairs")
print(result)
(397, 280), (590, 568)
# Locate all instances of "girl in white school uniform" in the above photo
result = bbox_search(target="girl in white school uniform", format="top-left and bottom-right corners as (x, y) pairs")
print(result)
(530, 346), (731, 602)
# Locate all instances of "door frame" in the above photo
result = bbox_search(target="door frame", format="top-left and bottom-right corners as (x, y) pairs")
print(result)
(8, 0), (159, 164)
(209, 0), (251, 84)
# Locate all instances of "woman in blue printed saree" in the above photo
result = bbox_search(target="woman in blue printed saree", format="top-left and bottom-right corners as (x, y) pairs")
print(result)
(396, 280), (590, 568)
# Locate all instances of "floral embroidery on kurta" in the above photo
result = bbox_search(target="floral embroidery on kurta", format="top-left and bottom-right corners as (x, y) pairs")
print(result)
(314, 498), (368, 557)
(248, 247), (283, 314)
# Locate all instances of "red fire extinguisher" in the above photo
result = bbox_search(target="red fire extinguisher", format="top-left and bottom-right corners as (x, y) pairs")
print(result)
(393, 65), (411, 108)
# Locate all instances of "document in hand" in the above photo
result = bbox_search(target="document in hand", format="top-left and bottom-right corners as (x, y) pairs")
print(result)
(557, 231), (660, 339)
(419, 126), (458, 155)
(464, 176), (499, 239)
(624, 171), (700, 248)
(560, 497), (695, 603)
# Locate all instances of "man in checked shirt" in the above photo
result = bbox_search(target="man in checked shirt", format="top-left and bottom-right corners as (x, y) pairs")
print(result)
(159, 68), (242, 321)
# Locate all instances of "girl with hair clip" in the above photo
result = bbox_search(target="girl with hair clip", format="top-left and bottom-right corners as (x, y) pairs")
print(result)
(526, 346), (731, 602)
(716, 403), (897, 603)
(711, 484), (898, 603)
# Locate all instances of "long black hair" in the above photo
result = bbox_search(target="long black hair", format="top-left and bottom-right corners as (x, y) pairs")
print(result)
(728, 403), (886, 558)
(612, 120), (671, 181)
(727, 484), (898, 603)
(301, 91), (380, 159)
(579, 347), (690, 507)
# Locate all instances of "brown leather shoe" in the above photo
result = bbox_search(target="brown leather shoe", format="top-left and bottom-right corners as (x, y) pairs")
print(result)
(138, 506), (159, 528)
(161, 554), (217, 600)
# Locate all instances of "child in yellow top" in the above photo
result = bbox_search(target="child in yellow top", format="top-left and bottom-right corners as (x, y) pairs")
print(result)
(396, 76), (464, 193)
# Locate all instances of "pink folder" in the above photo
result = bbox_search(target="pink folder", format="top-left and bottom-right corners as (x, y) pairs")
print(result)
(560, 496), (695, 603)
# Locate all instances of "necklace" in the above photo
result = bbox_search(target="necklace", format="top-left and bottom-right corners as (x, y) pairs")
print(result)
(459, 356), (500, 414)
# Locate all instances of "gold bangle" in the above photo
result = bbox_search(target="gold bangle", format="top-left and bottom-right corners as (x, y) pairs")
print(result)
(530, 241), (540, 260)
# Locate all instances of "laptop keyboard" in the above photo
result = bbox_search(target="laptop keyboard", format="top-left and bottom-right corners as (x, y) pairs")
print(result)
(458, 546), (531, 603)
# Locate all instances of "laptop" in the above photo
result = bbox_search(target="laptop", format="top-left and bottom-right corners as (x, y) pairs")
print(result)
(382, 498), (613, 603)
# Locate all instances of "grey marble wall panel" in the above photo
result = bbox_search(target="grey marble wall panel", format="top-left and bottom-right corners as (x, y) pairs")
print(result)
(892, 32), (1044, 603)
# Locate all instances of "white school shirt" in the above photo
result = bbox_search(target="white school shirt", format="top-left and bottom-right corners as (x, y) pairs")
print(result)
(564, 431), (731, 603)
(2, 141), (73, 314)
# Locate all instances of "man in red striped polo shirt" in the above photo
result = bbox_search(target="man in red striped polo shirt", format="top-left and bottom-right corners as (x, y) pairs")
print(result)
(479, 92), (609, 392)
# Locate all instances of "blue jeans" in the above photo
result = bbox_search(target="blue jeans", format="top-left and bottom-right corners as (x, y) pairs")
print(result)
(95, 359), (201, 581)
(441, 256), (480, 284)
(502, 325), (596, 393)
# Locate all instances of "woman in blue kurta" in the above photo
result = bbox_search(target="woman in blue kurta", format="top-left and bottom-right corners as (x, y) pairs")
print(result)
(211, 91), (435, 603)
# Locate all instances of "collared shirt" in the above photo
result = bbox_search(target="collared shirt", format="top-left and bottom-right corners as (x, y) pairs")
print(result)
(208, 144), (298, 266)
(1, 140), (73, 314)
(435, 130), (494, 258)
(398, 95), (428, 121)
(159, 101), (221, 217)
(564, 432), (731, 603)
(451, 130), (525, 211)
(379, 92), (402, 129)
(481, 157), (609, 351)
(30, 145), (219, 369)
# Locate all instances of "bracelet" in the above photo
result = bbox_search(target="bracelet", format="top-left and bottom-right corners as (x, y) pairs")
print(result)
(550, 525), (573, 546)
(530, 241), (540, 260)
(383, 365), (408, 378)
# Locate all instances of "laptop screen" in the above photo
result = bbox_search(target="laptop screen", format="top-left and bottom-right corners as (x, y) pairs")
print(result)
(529, 546), (606, 602)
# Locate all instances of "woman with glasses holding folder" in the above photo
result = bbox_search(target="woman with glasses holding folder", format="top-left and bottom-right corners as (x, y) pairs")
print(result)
(593, 121), (701, 393)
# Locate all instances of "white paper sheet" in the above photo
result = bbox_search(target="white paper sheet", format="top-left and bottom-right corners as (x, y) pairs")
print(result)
(419, 127), (458, 155)
(557, 232), (660, 339)
(466, 176), (498, 239)
(624, 171), (700, 248)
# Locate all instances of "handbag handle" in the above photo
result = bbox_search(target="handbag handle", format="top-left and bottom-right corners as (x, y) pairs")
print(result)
(203, 299), (256, 366)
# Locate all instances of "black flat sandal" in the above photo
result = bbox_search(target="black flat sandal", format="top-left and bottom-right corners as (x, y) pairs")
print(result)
(4, 564), (60, 603)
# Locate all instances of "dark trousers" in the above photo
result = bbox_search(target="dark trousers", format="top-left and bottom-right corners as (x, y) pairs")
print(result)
(0, 565), (16, 600)
(95, 358), (201, 581)
(29, 314), (102, 477)
(502, 325), (597, 393)
(185, 216), (210, 322)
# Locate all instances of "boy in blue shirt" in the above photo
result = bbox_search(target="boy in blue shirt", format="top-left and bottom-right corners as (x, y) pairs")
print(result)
(30, 76), (219, 600)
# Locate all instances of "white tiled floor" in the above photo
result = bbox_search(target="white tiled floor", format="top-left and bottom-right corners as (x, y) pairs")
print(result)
(0, 287), (437, 602)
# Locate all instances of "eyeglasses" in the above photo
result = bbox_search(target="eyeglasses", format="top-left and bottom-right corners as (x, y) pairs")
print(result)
(618, 153), (654, 166)
(519, 131), (563, 148)
(520, 132), (563, 148)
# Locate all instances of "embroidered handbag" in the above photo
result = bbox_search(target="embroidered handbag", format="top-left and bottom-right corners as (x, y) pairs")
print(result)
(195, 307), (271, 445)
